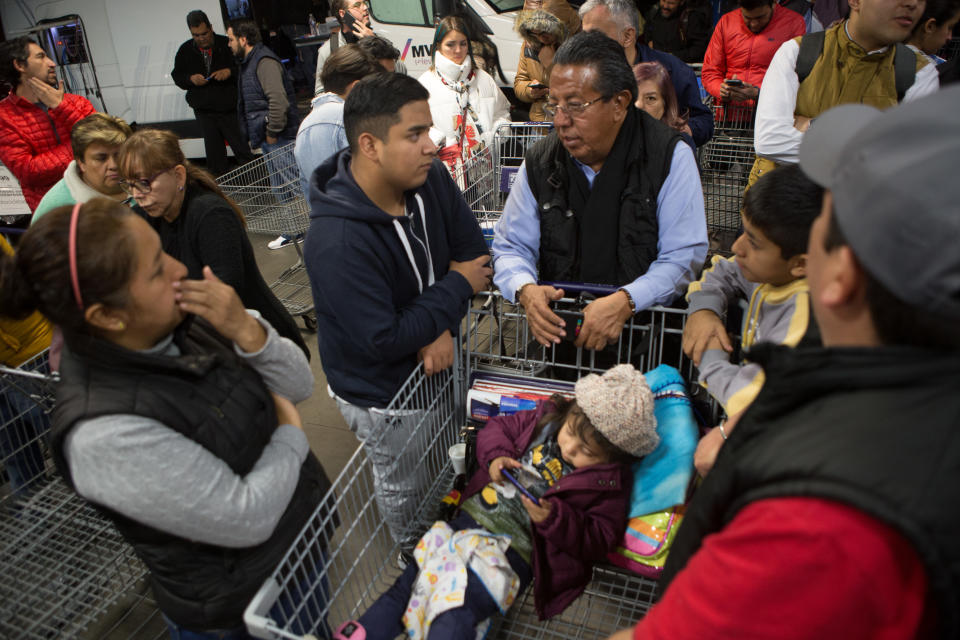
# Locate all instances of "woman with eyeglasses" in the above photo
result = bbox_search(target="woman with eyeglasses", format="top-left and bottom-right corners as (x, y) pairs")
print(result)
(0, 199), (332, 639)
(418, 16), (511, 173)
(117, 129), (309, 358)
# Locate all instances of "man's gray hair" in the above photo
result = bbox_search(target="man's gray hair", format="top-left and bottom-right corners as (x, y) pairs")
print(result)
(579, 0), (641, 35)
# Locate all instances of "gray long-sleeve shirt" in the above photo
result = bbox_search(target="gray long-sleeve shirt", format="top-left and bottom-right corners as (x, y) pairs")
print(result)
(64, 312), (314, 548)
(256, 57), (290, 136)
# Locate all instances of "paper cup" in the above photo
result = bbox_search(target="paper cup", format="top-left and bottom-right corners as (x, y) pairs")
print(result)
(449, 442), (467, 475)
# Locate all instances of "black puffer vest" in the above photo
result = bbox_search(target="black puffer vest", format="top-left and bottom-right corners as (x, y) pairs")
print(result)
(238, 43), (300, 148)
(524, 108), (680, 285)
(50, 319), (332, 631)
(661, 344), (960, 638)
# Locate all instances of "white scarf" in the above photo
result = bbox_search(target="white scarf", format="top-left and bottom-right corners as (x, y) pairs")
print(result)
(434, 53), (474, 92)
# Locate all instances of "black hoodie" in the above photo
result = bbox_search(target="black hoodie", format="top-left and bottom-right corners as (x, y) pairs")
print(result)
(305, 149), (488, 408)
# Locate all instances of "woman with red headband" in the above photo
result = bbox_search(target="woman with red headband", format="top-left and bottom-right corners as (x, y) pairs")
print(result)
(0, 199), (332, 639)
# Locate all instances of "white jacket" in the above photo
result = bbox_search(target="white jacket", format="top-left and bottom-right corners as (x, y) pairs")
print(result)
(418, 55), (511, 150)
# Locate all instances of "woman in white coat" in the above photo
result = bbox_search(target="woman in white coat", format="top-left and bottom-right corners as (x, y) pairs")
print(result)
(418, 16), (511, 173)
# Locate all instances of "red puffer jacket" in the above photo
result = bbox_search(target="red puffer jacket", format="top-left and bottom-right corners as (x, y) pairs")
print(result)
(701, 5), (805, 100)
(0, 91), (95, 211)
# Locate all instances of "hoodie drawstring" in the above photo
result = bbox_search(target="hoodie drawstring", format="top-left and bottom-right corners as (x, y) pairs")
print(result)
(393, 194), (435, 294)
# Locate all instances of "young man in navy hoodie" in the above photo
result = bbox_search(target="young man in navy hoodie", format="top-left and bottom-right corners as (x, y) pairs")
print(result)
(305, 72), (491, 548)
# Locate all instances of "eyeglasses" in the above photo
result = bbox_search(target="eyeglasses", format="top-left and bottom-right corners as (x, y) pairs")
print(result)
(118, 167), (176, 195)
(542, 96), (611, 119)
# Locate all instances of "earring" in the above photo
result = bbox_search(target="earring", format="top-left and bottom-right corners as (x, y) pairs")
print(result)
(117, 321), (126, 331)
(178, 185), (184, 191)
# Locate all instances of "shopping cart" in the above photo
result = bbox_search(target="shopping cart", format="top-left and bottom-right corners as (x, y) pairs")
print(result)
(698, 98), (755, 254)
(217, 143), (317, 331)
(243, 294), (712, 639)
(0, 351), (156, 639)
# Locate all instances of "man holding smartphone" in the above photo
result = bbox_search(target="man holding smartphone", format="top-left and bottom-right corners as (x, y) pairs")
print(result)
(172, 10), (255, 176)
(314, 0), (375, 94)
(701, 0), (805, 103)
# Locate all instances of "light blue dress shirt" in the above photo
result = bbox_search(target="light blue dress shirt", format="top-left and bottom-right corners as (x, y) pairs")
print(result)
(492, 142), (708, 312)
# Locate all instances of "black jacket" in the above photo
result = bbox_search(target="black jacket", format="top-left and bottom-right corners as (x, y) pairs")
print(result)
(645, 2), (711, 63)
(662, 344), (960, 638)
(306, 150), (488, 408)
(50, 320), (333, 630)
(171, 34), (239, 112)
(145, 185), (309, 358)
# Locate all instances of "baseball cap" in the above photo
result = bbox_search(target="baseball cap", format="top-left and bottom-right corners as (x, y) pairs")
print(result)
(798, 84), (960, 320)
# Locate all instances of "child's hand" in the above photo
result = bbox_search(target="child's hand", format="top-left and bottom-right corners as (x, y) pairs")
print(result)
(521, 494), (552, 524)
(682, 309), (733, 366)
(489, 456), (522, 483)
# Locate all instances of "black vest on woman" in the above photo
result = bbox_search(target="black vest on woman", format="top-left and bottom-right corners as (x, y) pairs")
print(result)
(49, 319), (333, 631)
(523, 108), (681, 286)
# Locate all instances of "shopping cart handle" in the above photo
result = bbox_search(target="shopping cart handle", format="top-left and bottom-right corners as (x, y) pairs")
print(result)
(538, 281), (620, 297)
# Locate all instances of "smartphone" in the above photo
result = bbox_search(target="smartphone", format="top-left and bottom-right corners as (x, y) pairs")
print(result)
(342, 11), (358, 32)
(501, 468), (540, 505)
(529, 82), (547, 89)
(724, 78), (744, 87)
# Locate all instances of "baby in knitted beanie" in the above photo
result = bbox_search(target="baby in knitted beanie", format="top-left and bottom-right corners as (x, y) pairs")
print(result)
(339, 364), (660, 640)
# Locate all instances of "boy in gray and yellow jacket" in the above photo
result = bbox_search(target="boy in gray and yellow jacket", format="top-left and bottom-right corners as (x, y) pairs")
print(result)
(683, 164), (822, 440)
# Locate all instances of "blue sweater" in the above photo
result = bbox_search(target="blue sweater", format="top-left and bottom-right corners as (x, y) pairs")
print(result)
(305, 150), (488, 407)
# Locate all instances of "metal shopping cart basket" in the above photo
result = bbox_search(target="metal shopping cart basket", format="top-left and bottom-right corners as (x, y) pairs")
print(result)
(699, 98), (756, 254)
(243, 293), (711, 640)
(0, 351), (153, 639)
(218, 143), (316, 331)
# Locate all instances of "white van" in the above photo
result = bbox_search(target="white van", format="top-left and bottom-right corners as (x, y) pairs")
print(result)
(1, 0), (235, 160)
(367, 0), (524, 86)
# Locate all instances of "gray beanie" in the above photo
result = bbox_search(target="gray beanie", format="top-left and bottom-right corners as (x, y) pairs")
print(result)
(575, 364), (659, 458)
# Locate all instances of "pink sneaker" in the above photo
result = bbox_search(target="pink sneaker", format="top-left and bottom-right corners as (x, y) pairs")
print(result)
(333, 620), (366, 640)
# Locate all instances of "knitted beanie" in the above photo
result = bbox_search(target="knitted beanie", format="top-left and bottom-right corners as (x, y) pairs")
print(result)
(574, 364), (659, 458)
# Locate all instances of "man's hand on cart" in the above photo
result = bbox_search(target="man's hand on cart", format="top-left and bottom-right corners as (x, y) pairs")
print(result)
(488, 456), (523, 483)
(521, 493), (552, 524)
(418, 329), (454, 376)
(175, 266), (267, 353)
(450, 255), (493, 294)
(271, 392), (304, 430)
(682, 309), (733, 366)
(575, 291), (633, 351)
(518, 283), (566, 346)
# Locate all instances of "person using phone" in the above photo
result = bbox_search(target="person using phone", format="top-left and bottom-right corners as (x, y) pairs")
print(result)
(0, 36), (95, 214)
(333, 365), (660, 639)
(514, 9), (571, 121)
(314, 0), (375, 95)
(701, 0), (805, 103)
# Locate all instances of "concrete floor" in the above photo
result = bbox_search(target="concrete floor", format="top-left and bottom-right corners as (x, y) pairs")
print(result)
(249, 230), (359, 481)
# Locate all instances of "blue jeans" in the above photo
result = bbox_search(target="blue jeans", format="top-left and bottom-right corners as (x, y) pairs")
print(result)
(357, 514), (533, 640)
(260, 137), (299, 203)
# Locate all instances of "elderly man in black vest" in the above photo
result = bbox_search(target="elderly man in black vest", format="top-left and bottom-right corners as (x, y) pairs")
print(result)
(606, 86), (960, 640)
(492, 31), (706, 350)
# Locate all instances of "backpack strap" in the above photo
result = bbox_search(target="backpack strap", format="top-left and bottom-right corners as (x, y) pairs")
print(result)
(795, 30), (825, 85)
(892, 42), (917, 102)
